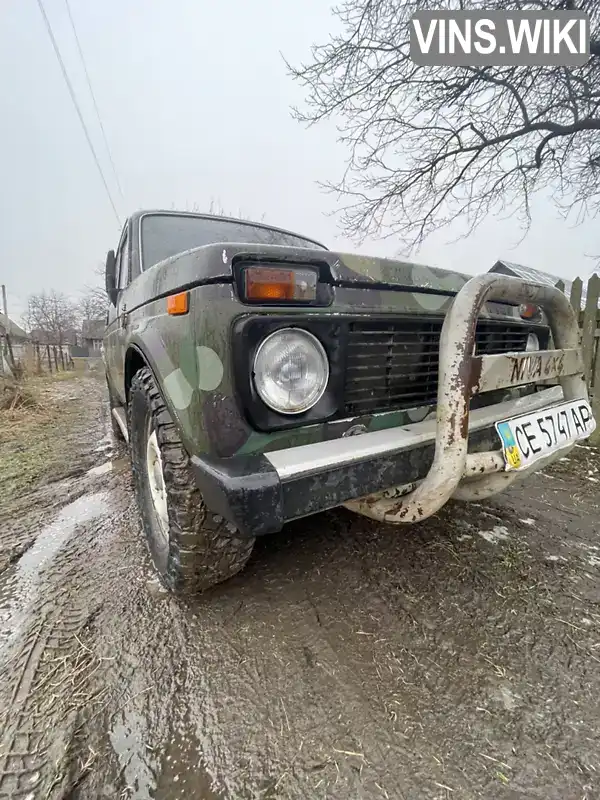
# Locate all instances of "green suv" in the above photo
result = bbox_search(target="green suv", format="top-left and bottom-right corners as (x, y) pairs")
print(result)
(103, 210), (595, 595)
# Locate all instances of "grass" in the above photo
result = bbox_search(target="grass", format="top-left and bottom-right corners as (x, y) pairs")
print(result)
(0, 377), (38, 411)
(0, 370), (83, 504)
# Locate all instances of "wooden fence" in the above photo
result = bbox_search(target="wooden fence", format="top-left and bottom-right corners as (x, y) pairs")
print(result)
(4, 341), (74, 376)
(556, 274), (600, 445)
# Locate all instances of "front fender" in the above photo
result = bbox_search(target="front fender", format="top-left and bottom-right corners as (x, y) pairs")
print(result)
(124, 285), (371, 461)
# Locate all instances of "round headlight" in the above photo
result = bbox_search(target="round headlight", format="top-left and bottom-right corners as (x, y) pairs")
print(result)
(526, 333), (540, 352)
(253, 328), (329, 414)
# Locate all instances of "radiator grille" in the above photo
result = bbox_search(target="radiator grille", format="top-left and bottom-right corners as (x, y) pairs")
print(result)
(343, 318), (540, 415)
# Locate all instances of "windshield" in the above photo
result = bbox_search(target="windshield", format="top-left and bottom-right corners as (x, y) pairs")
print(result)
(140, 214), (326, 270)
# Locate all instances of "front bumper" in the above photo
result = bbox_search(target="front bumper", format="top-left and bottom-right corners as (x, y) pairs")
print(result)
(191, 273), (593, 535)
(192, 385), (574, 536)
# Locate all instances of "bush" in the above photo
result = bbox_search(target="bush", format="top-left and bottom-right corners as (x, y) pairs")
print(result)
(0, 377), (38, 411)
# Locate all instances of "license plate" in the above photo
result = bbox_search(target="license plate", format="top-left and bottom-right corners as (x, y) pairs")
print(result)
(496, 400), (596, 471)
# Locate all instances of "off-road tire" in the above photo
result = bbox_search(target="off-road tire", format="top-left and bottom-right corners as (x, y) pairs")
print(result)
(106, 377), (125, 441)
(129, 366), (255, 595)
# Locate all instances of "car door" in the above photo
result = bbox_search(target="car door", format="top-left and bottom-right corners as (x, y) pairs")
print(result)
(105, 225), (131, 403)
(113, 227), (133, 400)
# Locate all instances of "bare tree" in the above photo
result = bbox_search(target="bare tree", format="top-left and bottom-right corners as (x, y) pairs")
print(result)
(288, 0), (600, 249)
(76, 262), (110, 322)
(206, 199), (268, 222)
(80, 288), (108, 321)
(25, 291), (78, 347)
(207, 199), (239, 217)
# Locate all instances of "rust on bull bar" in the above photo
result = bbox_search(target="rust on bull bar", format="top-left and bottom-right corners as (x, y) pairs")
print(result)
(343, 274), (589, 526)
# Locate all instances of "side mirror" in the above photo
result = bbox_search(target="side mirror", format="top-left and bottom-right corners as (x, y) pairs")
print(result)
(105, 249), (119, 306)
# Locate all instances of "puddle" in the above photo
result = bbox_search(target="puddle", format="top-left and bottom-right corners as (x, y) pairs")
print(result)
(109, 707), (157, 800)
(0, 492), (109, 655)
(87, 461), (113, 477)
(87, 457), (129, 478)
(95, 432), (112, 453)
(109, 704), (220, 799)
(153, 718), (221, 800)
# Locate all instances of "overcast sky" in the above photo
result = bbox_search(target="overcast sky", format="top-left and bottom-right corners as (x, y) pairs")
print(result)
(1, 0), (597, 324)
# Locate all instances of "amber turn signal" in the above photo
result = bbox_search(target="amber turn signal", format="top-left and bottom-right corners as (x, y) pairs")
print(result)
(519, 303), (541, 320)
(243, 266), (318, 303)
(167, 291), (189, 315)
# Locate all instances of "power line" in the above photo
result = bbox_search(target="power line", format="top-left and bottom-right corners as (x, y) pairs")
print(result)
(35, 0), (121, 226)
(64, 0), (124, 199)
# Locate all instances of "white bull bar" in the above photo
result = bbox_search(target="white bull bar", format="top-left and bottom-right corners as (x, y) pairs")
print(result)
(341, 273), (590, 523)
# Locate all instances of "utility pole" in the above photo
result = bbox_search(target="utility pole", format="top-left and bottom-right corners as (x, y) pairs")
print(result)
(1, 284), (16, 374)
(0, 285), (4, 376)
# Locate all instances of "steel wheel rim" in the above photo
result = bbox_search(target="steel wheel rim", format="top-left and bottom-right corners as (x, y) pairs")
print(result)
(146, 429), (169, 544)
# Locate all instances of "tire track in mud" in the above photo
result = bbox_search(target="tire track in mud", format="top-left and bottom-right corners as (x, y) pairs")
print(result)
(169, 527), (483, 798)
(181, 559), (456, 798)
(137, 480), (600, 800)
(175, 527), (439, 799)
(3, 375), (600, 799)
(0, 496), (125, 798)
(0, 376), (131, 799)
(78, 468), (600, 800)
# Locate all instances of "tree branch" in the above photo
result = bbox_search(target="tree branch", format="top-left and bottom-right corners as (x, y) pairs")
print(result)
(288, 0), (600, 248)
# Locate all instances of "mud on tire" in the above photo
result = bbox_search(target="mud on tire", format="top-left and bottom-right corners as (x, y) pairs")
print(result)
(128, 367), (255, 595)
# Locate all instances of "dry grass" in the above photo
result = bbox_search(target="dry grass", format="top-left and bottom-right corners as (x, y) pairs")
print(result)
(0, 377), (39, 411)
(0, 371), (83, 504)
(35, 630), (114, 799)
(37, 634), (112, 722)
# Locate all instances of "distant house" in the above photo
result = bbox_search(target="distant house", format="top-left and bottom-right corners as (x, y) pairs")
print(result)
(0, 312), (29, 371)
(489, 260), (592, 308)
(63, 328), (80, 347)
(29, 328), (78, 347)
(28, 328), (78, 364)
(81, 319), (106, 356)
(0, 312), (28, 344)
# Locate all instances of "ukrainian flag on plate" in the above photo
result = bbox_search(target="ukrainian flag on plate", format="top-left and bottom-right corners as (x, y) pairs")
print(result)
(496, 421), (523, 469)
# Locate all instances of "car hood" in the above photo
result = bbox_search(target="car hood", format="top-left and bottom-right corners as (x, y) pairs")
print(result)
(131, 242), (504, 322)
(329, 252), (472, 295)
(147, 243), (472, 293)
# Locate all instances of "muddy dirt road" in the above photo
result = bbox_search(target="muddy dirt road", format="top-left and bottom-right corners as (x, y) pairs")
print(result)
(1, 372), (600, 800)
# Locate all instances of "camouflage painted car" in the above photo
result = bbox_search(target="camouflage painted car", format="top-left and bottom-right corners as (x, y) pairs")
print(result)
(104, 210), (596, 595)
